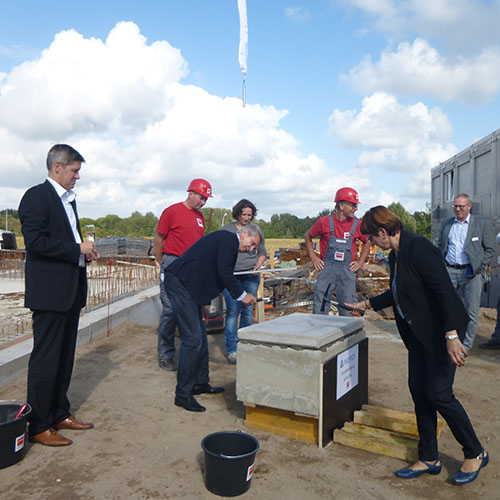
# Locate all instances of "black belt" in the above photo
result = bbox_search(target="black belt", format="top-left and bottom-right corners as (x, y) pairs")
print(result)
(446, 262), (470, 269)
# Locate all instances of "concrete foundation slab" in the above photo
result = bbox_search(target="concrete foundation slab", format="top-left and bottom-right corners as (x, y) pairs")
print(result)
(0, 286), (161, 388)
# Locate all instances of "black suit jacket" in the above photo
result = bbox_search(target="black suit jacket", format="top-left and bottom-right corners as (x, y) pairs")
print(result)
(166, 230), (244, 305)
(370, 230), (469, 354)
(19, 180), (87, 312)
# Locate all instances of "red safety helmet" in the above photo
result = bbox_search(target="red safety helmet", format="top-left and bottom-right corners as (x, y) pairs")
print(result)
(187, 178), (213, 198)
(335, 187), (360, 205)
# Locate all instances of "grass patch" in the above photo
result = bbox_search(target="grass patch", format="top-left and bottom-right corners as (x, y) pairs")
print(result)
(264, 238), (304, 254)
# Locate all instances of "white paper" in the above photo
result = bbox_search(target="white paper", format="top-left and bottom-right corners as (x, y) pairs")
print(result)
(337, 344), (359, 400)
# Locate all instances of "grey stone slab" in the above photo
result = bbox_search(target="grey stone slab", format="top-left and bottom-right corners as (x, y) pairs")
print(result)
(238, 312), (364, 349)
(237, 313), (366, 416)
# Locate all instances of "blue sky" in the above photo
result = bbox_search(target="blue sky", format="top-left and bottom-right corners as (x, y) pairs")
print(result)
(2, 0), (500, 220)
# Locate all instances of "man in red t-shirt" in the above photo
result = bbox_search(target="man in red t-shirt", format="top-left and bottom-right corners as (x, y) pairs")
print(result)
(154, 179), (213, 370)
(305, 187), (371, 315)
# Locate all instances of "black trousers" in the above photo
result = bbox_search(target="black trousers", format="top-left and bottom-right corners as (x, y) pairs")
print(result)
(27, 284), (84, 436)
(407, 334), (482, 460)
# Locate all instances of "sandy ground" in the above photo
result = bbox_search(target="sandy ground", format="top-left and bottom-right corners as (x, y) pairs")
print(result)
(0, 310), (499, 500)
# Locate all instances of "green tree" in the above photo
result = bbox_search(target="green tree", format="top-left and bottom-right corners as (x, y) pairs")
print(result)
(201, 207), (232, 233)
(388, 202), (416, 233)
(413, 204), (431, 240)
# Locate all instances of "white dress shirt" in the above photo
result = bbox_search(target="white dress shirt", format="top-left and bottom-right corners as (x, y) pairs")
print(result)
(47, 177), (85, 267)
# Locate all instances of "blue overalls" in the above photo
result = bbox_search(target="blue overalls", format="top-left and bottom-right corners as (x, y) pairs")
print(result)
(312, 215), (358, 316)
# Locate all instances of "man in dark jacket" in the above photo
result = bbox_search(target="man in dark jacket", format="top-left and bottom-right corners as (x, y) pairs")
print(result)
(19, 144), (98, 447)
(164, 226), (261, 412)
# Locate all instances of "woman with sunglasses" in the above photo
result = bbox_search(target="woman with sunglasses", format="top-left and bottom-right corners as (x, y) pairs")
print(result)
(346, 205), (488, 485)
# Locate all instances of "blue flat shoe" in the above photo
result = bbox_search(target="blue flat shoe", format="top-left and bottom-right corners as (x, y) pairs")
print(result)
(452, 450), (489, 485)
(395, 458), (442, 479)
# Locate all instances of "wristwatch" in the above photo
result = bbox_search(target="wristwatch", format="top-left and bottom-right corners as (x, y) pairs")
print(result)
(445, 334), (459, 341)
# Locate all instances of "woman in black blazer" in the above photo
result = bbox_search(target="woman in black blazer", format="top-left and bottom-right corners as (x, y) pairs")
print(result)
(347, 206), (488, 485)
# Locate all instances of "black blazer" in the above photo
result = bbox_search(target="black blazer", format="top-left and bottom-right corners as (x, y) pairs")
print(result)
(19, 180), (87, 312)
(166, 230), (245, 305)
(370, 230), (469, 354)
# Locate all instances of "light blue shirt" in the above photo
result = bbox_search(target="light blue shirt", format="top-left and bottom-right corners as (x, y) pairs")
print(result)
(445, 214), (470, 266)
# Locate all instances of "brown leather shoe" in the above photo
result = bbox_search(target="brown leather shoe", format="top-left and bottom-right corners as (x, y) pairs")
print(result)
(30, 428), (73, 447)
(55, 415), (94, 431)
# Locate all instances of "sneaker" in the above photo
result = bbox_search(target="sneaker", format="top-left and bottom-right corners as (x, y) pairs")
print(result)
(158, 358), (177, 371)
(478, 340), (500, 350)
(227, 352), (237, 364)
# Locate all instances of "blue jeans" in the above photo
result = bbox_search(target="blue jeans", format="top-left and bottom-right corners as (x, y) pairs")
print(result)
(158, 254), (178, 361)
(164, 273), (209, 402)
(222, 274), (260, 355)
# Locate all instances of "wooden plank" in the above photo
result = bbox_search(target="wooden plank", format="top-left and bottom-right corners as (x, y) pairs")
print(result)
(341, 421), (418, 445)
(358, 405), (445, 437)
(245, 404), (319, 445)
(255, 276), (265, 323)
(334, 427), (418, 462)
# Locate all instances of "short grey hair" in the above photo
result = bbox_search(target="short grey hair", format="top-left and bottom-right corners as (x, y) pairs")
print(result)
(454, 193), (472, 204)
(237, 223), (260, 237)
(46, 144), (85, 171)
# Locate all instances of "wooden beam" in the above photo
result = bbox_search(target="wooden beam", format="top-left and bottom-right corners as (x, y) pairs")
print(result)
(245, 404), (319, 444)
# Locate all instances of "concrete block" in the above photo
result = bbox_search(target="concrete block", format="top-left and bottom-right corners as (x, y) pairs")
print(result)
(237, 313), (365, 416)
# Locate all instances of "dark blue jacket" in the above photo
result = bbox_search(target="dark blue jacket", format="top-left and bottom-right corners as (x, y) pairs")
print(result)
(166, 230), (244, 305)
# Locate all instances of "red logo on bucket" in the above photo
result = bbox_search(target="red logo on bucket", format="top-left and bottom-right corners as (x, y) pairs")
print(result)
(15, 433), (25, 453)
(246, 463), (255, 481)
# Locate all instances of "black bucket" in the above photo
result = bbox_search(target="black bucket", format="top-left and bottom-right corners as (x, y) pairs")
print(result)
(0, 400), (31, 469)
(201, 431), (260, 497)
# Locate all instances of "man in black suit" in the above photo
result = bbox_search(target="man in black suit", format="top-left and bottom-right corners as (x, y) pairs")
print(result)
(164, 226), (261, 412)
(19, 144), (98, 447)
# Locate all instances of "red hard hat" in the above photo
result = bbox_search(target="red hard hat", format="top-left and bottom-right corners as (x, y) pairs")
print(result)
(335, 187), (360, 204)
(187, 178), (213, 198)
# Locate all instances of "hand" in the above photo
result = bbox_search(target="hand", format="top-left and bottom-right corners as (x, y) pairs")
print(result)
(311, 254), (324, 271)
(242, 293), (257, 306)
(80, 241), (99, 262)
(345, 300), (368, 311)
(446, 335), (468, 367)
(349, 260), (364, 272)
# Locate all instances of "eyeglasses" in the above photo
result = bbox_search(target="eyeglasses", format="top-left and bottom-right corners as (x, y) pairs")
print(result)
(342, 201), (358, 209)
(452, 204), (470, 209)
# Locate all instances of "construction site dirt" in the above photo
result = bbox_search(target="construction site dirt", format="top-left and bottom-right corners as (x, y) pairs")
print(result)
(0, 307), (499, 499)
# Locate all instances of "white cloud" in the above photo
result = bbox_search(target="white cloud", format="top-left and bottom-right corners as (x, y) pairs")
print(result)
(342, 38), (500, 104)
(0, 22), (368, 219)
(341, 0), (500, 53)
(328, 92), (456, 198)
(285, 6), (311, 22)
